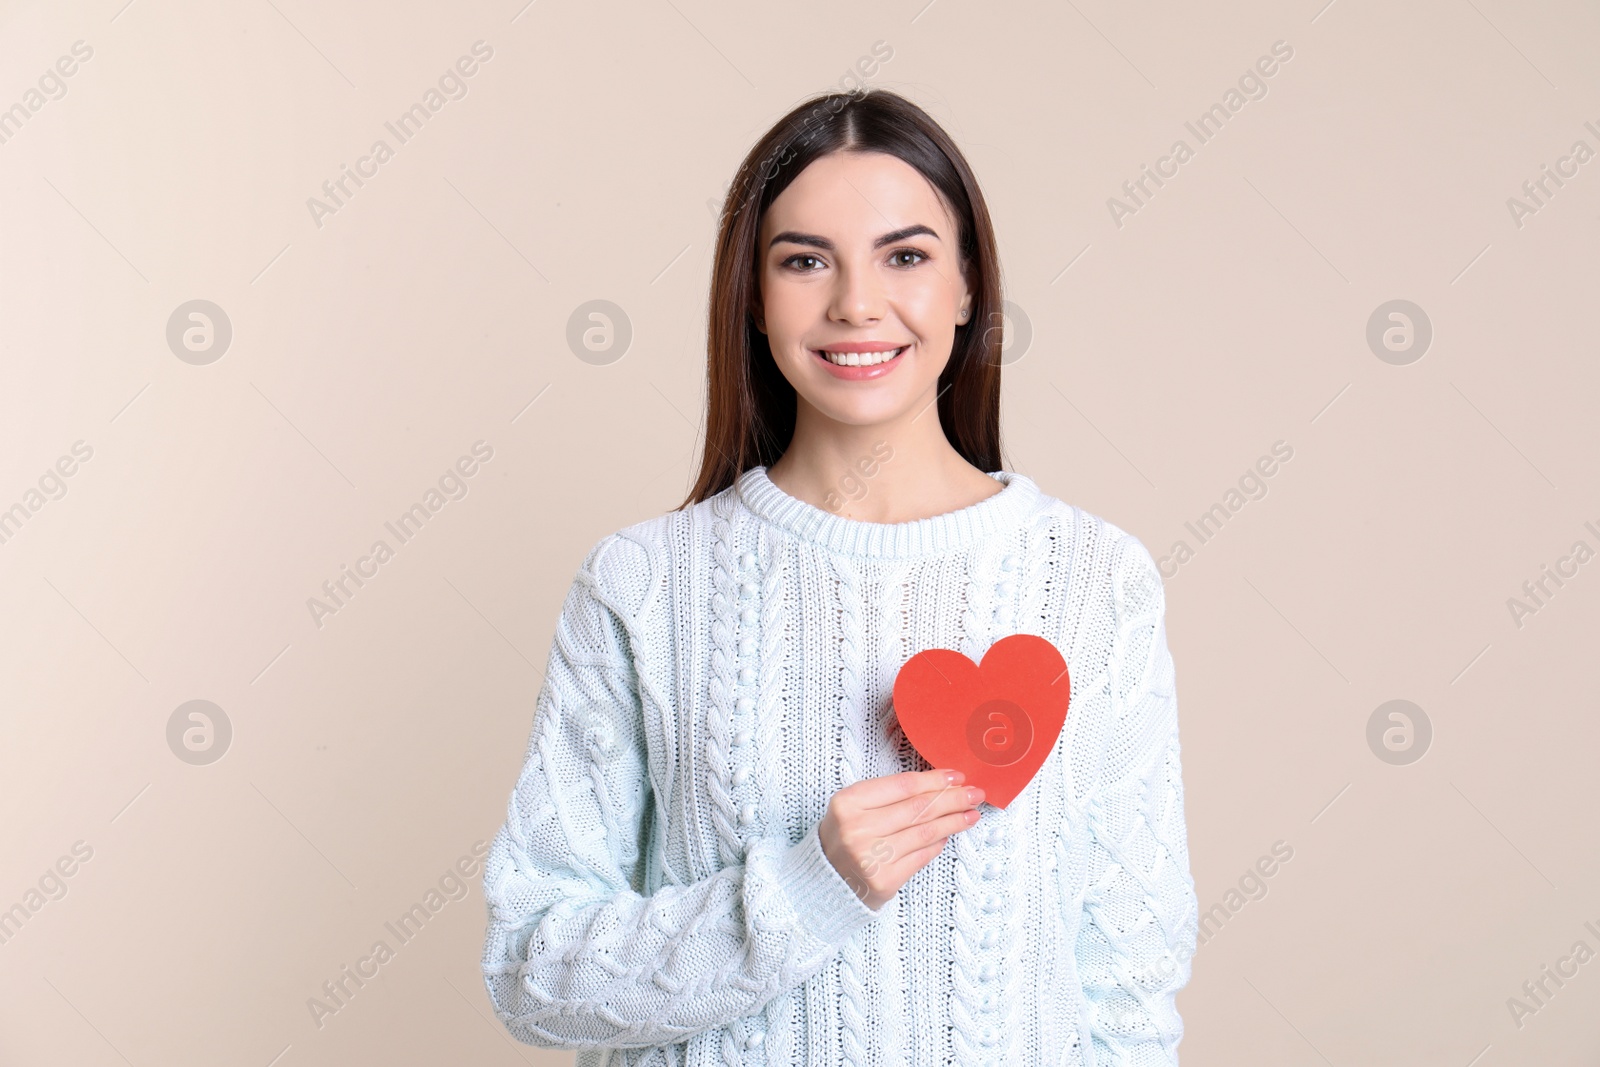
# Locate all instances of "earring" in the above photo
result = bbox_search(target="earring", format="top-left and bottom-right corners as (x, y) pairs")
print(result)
(957, 308), (970, 322)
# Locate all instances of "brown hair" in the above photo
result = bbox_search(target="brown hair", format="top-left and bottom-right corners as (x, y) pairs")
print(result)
(676, 87), (1006, 510)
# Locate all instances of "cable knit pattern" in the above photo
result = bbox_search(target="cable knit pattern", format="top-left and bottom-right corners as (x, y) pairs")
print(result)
(755, 525), (797, 1067)
(871, 566), (911, 1067)
(1017, 509), (1073, 1058)
(829, 554), (872, 1067)
(481, 466), (1199, 1065)
(705, 488), (745, 872)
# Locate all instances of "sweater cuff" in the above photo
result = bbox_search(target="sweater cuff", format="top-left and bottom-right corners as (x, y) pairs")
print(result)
(773, 824), (879, 947)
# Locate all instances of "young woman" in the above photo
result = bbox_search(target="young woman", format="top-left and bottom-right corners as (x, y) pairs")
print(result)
(481, 88), (1199, 1066)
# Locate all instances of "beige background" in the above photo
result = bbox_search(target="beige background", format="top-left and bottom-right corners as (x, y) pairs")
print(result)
(1, 0), (1596, 1063)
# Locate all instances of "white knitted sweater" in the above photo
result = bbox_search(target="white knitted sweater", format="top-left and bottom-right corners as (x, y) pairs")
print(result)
(481, 465), (1199, 1066)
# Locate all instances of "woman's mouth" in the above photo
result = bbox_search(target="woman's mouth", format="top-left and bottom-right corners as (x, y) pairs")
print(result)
(810, 345), (909, 380)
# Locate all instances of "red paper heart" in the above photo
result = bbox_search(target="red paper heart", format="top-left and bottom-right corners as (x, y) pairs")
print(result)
(891, 634), (1071, 809)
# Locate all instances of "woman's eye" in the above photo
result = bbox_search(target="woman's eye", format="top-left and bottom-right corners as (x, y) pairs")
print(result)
(784, 254), (823, 272)
(890, 249), (927, 268)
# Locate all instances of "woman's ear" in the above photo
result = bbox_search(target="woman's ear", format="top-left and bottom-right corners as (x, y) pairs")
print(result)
(956, 255), (975, 325)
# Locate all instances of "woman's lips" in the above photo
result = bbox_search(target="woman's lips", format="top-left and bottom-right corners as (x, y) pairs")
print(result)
(811, 345), (909, 381)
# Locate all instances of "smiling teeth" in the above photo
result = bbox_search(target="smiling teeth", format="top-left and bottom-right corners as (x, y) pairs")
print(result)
(820, 346), (905, 366)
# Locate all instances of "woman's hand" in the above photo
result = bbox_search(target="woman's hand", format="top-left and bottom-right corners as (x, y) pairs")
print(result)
(818, 768), (985, 910)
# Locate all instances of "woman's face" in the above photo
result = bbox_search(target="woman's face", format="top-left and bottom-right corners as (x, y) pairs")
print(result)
(755, 149), (973, 429)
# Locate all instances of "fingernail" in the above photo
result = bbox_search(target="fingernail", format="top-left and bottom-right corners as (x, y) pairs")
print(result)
(945, 770), (962, 785)
(968, 787), (985, 804)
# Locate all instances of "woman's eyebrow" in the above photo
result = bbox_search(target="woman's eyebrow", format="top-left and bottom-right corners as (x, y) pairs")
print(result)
(768, 224), (941, 252)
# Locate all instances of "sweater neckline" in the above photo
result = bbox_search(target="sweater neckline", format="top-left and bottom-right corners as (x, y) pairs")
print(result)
(733, 464), (1041, 559)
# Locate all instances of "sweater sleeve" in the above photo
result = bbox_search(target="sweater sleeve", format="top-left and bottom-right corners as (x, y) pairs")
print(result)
(1074, 534), (1201, 1064)
(480, 533), (879, 1050)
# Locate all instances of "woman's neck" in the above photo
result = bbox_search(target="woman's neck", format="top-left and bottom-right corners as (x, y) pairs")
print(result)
(765, 416), (1003, 524)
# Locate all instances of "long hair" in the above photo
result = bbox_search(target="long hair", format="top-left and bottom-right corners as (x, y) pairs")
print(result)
(676, 88), (1006, 509)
